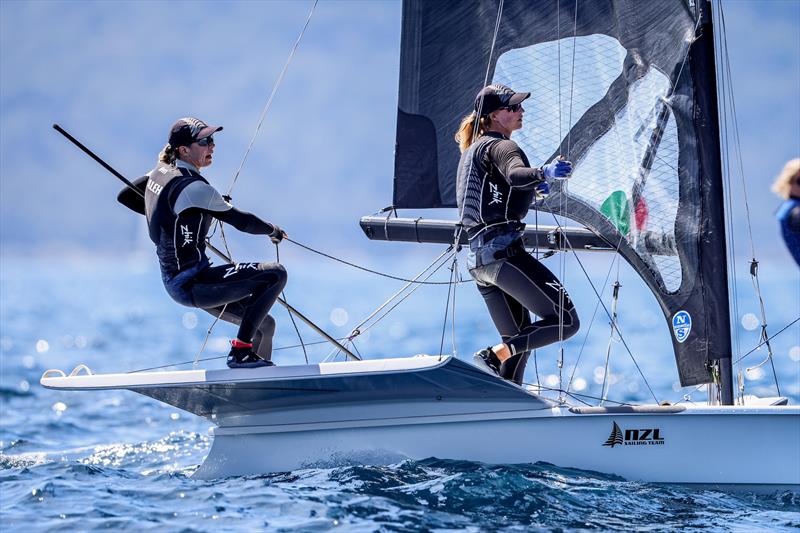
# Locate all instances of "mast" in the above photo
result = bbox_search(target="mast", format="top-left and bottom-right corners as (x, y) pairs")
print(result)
(694, 0), (733, 404)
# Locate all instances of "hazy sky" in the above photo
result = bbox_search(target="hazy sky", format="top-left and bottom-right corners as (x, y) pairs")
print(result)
(1, 0), (798, 270)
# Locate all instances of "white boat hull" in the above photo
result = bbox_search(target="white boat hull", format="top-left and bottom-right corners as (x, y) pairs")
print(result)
(200, 405), (799, 486)
(41, 356), (800, 486)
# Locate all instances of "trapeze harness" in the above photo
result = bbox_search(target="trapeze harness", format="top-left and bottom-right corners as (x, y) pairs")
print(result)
(456, 132), (580, 384)
(143, 160), (287, 359)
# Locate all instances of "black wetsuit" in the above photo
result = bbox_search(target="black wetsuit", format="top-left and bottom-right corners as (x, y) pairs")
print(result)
(456, 132), (580, 384)
(139, 160), (287, 360)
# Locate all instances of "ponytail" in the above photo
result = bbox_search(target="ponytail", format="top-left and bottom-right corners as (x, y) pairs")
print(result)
(158, 143), (178, 165)
(454, 112), (491, 153)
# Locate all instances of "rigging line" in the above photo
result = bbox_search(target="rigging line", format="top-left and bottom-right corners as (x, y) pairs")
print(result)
(556, 0), (561, 145)
(718, 1), (757, 257)
(348, 247), (454, 336)
(193, 303), (228, 368)
(438, 255), (457, 357)
(733, 316), (800, 366)
(129, 338), (336, 373)
(451, 253), (459, 358)
(276, 242), (308, 364)
(523, 382), (635, 407)
(284, 236), (468, 285)
(718, 2), (778, 396)
(321, 249), (450, 362)
(545, 211), (659, 403)
(714, 3), (744, 399)
(331, 251), (455, 365)
(470, 0), (505, 144)
(565, 244), (624, 394)
(565, 0), (579, 158)
(227, 0), (319, 196)
(355, 251), (456, 337)
(747, 262), (781, 395)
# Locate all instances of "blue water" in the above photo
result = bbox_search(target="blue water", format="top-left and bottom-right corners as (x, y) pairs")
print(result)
(2, 253), (799, 531)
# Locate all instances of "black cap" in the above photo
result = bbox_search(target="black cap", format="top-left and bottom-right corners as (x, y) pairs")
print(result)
(474, 84), (530, 116)
(168, 117), (223, 147)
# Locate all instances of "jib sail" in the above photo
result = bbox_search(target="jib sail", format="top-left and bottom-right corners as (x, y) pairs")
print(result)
(391, 0), (731, 391)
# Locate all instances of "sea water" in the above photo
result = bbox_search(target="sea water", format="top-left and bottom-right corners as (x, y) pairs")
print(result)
(1, 253), (798, 531)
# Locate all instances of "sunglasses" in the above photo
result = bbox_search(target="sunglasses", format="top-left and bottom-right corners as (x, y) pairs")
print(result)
(503, 104), (523, 112)
(195, 136), (215, 147)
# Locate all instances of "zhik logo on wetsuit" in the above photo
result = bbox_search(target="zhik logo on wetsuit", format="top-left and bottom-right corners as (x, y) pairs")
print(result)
(488, 182), (503, 205)
(602, 422), (664, 447)
(671, 310), (692, 343)
(180, 225), (193, 246)
(223, 263), (259, 279)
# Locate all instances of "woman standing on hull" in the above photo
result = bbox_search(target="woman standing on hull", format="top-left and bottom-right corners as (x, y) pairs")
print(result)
(455, 85), (580, 384)
(121, 117), (288, 369)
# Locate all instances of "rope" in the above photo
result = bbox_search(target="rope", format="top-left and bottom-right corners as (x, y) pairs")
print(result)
(733, 316), (800, 366)
(193, 303), (228, 368)
(546, 212), (659, 403)
(285, 236), (468, 285)
(438, 254), (459, 357)
(227, 0), (319, 196)
(129, 338), (334, 373)
(347, 247), (454, 338)
(276, 242), (308, 364)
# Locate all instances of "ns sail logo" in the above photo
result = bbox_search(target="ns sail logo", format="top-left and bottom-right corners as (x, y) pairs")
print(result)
(602, 422), (665, 447)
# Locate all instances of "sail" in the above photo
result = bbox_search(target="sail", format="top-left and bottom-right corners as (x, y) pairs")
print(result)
(392, 0), (731, 389)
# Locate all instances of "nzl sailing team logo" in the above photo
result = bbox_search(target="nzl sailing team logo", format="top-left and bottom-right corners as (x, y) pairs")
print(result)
(602, 422), (664, 448)
(671, 310), (692, 343)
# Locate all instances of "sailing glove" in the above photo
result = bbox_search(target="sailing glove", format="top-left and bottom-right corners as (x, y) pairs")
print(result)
(534, 180), (550, 201)
(542, 158), (573, 180)
(269, 224), (285, 244)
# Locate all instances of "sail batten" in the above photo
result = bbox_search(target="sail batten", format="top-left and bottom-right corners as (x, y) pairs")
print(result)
(387, 0), (732, 392)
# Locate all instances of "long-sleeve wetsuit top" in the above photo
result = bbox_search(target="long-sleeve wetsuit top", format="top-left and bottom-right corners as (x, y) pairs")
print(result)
(456, 131), (546, 240)
(143, 160), (276, 278)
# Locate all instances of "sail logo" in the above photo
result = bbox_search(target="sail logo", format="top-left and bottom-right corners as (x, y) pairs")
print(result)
(671, 310), (692, 343)
(603, 422), (664, 447)
(488, 182), (503, 205)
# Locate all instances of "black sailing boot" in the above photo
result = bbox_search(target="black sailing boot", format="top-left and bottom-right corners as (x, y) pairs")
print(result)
(227, 339), (274, 369)
(473, 347), (501, 376)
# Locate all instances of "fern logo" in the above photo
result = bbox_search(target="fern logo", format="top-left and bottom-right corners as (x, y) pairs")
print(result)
(602, 421), (665, 447)
(603, 422), (624, 447)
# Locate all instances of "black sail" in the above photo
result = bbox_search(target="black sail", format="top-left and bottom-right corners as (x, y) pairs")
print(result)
(392, 0), (732, 390)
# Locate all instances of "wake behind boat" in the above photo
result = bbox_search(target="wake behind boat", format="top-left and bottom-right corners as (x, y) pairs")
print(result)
(41, 0), (800, 489)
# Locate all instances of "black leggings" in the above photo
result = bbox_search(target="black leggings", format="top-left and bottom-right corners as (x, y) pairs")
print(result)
(189, 262), (287, 360)
(470, 251), (579, 384)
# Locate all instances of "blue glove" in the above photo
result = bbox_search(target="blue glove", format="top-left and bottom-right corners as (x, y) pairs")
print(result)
(542, 158), (573, 180)
(534, 180), (550, 201)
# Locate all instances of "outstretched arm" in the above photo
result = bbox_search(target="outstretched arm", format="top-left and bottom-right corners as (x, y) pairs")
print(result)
(174, 181), (283, 239)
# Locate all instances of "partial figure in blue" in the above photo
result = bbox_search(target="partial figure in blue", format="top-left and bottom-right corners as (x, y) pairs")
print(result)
(772, 158), (800, 267)
(118, 118), (287, 368)
(454, 84), (580, 385)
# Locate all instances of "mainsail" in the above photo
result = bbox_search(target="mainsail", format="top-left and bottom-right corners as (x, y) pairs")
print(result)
(386, 0), (732, 393)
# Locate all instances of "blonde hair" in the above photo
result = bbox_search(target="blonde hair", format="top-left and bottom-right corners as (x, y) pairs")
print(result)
(772, 158), (800, 199)
(158, 143), (178, 165)
(454, 112), (492, 153)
